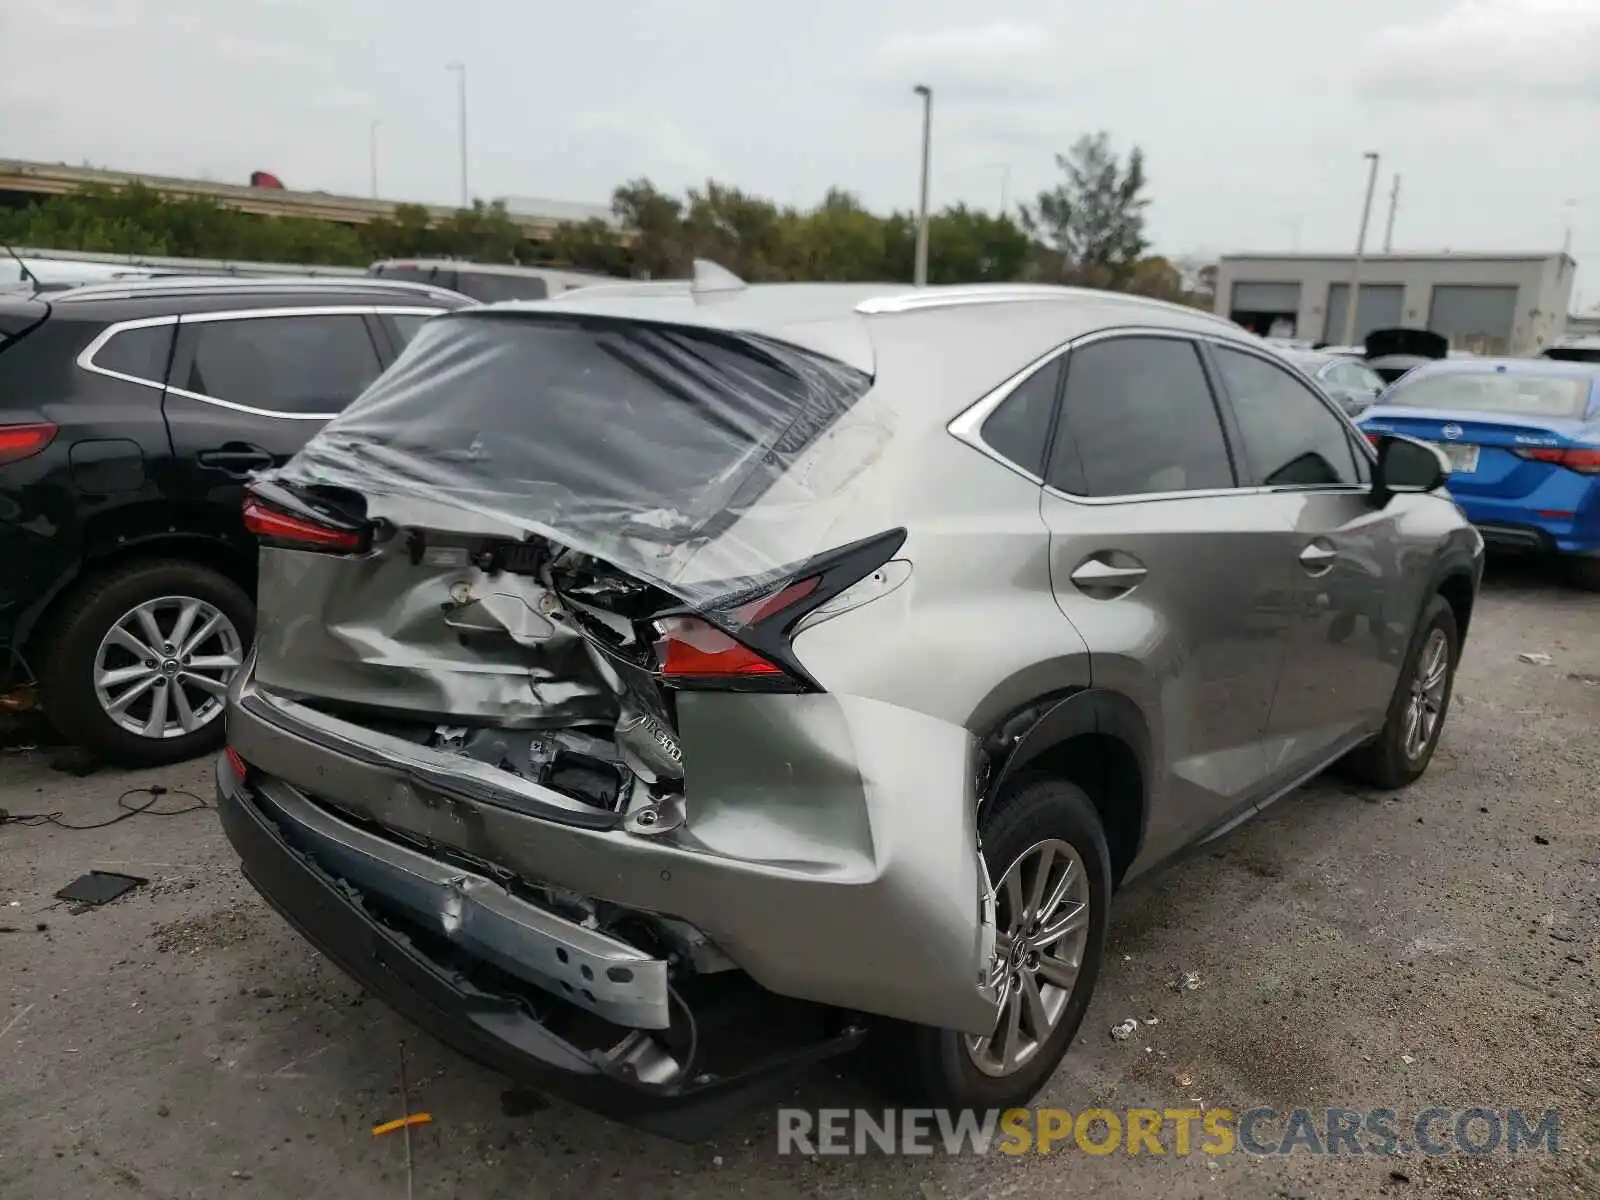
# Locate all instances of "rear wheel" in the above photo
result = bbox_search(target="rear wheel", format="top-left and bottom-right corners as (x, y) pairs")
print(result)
(876, 776), (1112, 1110)
(1340, 594), (1458, 790)
(38, 560), (253, 767)
(1564, 555), (1600, 592)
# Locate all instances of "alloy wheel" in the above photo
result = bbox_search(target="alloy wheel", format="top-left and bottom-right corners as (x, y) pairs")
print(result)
(93, 595), (244, 739)
(965, 838), (1092, 1077)
(1402, 628), (1450, 761)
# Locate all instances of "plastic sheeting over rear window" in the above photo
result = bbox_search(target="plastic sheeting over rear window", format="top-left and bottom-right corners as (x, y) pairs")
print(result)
(264, 310), (881, 601)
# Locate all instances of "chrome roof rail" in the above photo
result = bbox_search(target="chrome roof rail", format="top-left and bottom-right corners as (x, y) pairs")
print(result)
(855, 283), (1238, 326)
(52, 275), (469, 305)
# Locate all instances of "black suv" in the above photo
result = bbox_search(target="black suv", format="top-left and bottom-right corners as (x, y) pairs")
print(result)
(0, 275), (472, 765)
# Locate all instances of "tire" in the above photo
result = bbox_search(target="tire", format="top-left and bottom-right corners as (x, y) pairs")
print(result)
(1564, 556), (1600, 593)
(872, 776), (1113, 1111)
(1339, 593), (1459, 790)
(37, 559), (254, 767)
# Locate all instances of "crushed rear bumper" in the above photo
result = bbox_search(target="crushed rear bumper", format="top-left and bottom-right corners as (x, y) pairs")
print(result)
(216, 753), (865, 1140)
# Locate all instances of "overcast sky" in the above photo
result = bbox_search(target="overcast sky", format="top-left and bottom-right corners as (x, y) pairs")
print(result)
(3, 0), (1597, 300)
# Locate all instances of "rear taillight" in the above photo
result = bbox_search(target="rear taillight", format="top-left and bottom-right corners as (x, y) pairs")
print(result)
(1364, 432), (1381, 445)
(655, 577), (821, 692)
(650, 529), (906, 694)
(1512, 446), (1600, 474)
(243, 494), (364, 551)
(0, 421), (57, 466)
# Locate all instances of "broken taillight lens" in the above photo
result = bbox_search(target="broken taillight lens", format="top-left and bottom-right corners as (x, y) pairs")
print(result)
(654, 577), (821, 692)
(243, 498), (362, 550)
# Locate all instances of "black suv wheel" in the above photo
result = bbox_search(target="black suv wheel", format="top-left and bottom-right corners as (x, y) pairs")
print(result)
(38, 560), (254, 767)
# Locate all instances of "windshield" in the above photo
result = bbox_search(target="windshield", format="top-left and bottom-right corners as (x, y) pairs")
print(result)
(1385, 370), (1594, 419)
(268, 311), (877, 594)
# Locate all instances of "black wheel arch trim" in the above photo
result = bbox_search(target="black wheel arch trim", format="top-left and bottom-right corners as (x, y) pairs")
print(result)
(13, 530), (256, 665)
(979, 686), (1151, 838)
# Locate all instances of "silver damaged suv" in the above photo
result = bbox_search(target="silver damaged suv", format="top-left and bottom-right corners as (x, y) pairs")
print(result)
(217, 273), (1483, 1138)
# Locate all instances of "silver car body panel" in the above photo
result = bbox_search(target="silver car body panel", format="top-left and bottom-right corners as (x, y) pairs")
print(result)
(232, 281), (1481, 1038)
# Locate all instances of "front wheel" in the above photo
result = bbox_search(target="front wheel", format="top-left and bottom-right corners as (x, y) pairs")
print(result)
(1339, 593), (1459, 790)
(877, 777), (1112, 1111)
(38, 560), (254, 767)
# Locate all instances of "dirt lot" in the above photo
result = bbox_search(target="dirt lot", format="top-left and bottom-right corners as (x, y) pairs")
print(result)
(2, 560), (1596, 1200)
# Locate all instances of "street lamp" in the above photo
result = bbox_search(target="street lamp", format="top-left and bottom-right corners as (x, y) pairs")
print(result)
(446, 62), (468, 208)
(913, 84), (932, 286)
(1342, 151), (1381, 347)
(369, 118), (380, 199)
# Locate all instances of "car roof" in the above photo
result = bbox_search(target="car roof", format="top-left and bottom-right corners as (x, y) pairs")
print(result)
(46, 274), (472, 310)
(442, 273), (1249, 376)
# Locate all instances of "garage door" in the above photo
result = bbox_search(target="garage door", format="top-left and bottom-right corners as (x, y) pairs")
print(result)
(1323, 284), (1404, 344)
(1428, 286), (1518, 355)
(1230, 281), (1302, 312)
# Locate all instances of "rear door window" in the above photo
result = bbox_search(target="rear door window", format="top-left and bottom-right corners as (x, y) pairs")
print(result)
(183, 314), (384, 416)
(1048, 336), (1236, 498)
(1213, 346), (1361, 487)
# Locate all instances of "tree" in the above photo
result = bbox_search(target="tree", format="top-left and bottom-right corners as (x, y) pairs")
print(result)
(611, 178), (689, 278)
(1020, 132), (1150, 289)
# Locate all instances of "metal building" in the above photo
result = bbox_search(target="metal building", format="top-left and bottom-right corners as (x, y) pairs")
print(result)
(1213, 252), (1576, 357)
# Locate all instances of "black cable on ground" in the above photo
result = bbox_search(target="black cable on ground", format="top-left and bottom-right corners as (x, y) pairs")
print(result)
(0, 784), (210, 830)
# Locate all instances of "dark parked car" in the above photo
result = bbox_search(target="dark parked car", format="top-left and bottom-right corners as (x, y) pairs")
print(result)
(0, 275), (472, 764)
(1364, 328), (1449, 384)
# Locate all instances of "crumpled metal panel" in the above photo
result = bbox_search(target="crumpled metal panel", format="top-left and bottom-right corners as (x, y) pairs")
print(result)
(253, 541), (615, 727)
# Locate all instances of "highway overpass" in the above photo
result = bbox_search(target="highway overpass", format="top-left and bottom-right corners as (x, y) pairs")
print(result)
(0, 158), (615, 240)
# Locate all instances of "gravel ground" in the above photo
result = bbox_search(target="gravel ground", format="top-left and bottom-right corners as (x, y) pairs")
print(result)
(1, 559), (1596, 1200)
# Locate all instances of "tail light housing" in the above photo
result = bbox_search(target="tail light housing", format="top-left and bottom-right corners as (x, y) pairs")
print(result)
(1511, 446), (1600, 475)
(0, 421), (58, 466)
(651, 529), (905, 693)
(242, 484), (370, 552)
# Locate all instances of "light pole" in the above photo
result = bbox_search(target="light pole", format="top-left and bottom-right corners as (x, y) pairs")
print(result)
(369, 119), (380, 199)
(1342, 151), (1381, 346)
(913, 84), (932, 286)
(447, 62), (468, 207)
(1383, 173), (1401, 253)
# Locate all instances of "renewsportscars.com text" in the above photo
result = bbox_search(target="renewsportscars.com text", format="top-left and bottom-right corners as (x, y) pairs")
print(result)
(777, 1107), (1561, 1157)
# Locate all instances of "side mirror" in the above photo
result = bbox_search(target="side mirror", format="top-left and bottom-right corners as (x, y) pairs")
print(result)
(1371, 434), (1448, 507)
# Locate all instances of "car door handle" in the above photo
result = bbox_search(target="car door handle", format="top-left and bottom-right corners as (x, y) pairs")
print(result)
(197, 446), (275, 473)
(1070, 557), (1148, 594)
(1298, 542), (1339, 572)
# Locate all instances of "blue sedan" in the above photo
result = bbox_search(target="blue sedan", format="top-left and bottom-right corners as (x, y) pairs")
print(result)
(1357, 358), (1600, 589)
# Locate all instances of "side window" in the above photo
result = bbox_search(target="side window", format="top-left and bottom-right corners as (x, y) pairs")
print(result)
(460, 272), (548, 303)
(979, 359), (1062, 477)
(185, 314), (383, 415)
(1327, 361), (1371, 389)
(1213, 346), (1361, 488)
(92, 323), (174, 385)
(1048, 336), (1235, 498)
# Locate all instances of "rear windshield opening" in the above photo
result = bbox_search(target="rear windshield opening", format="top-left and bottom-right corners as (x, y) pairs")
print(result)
(286, 313), (873, 543)
(1387, 372), (1593, 419)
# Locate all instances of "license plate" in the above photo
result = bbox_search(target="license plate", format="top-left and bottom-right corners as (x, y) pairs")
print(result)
(1427, 441), (1479, 474)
